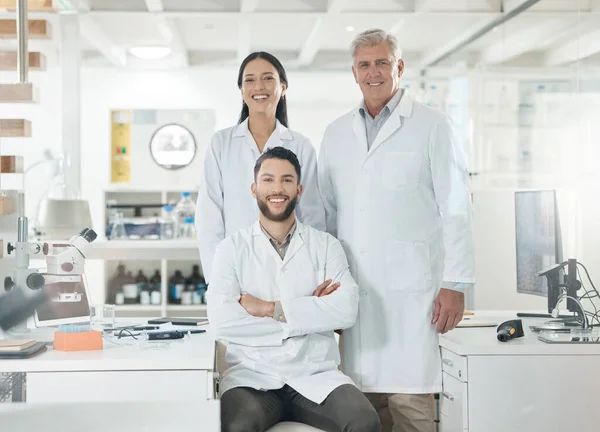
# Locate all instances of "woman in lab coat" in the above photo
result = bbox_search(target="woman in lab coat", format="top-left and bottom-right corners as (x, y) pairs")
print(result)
(195, 52), (325, 282)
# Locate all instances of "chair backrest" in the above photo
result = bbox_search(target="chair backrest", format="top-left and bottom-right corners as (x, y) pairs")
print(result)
(215, 340), (228, 374)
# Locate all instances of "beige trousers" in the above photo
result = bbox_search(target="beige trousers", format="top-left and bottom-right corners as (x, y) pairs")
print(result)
(365, 393), (434, 432)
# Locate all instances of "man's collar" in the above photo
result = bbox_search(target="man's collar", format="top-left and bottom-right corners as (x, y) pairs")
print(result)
(259, 220), (296, 245)
(359, 88), (404, 119)
(253, 219), (303, 238)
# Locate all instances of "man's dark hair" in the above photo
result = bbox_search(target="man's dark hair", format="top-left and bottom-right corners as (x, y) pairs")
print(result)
(254, 146), (301, 183)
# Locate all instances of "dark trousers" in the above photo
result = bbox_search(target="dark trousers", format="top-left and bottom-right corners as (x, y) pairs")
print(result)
(221, 384), (381, 432)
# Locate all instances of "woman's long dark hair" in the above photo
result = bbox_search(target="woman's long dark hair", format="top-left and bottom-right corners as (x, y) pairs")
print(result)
(237, 51), (289, 128)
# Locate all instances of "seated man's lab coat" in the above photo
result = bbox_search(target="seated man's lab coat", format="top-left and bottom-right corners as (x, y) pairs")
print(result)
(207, 221), (359, 404)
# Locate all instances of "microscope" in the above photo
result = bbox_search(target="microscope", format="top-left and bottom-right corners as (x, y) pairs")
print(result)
(0, 216), (96, 331)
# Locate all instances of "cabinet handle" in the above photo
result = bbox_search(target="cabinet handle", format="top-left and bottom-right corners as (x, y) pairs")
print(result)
(442, 391), (455, 401)
(442, 359), (454, 367)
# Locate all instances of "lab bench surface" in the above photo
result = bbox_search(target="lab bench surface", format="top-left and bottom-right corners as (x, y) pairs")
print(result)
(0, 321), (217, 428)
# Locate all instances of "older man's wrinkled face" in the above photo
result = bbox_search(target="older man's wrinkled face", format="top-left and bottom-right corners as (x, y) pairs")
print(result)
(352, 42), (404, 110)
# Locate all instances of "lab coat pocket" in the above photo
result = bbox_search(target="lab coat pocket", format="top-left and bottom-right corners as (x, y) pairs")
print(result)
(382, 152), (421, 192)
(385, 241), (432, 293)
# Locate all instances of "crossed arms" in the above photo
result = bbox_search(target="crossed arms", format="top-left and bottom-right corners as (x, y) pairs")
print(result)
(206, 236), (359, 347)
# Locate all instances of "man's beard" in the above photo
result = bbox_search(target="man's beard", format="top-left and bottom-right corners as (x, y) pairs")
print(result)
(257, 195), (298, 222)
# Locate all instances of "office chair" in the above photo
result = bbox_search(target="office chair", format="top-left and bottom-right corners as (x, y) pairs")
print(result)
(215, 341), (325, 432)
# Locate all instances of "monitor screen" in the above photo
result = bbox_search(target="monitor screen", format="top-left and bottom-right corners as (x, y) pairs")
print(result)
(34, 277), (91, 327)
(515, 190), (563, 297)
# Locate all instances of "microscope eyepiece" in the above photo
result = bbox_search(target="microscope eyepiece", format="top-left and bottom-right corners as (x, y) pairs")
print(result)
(79, 228), (97, 243)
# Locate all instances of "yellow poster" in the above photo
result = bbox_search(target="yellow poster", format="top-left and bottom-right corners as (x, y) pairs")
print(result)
(110, 110), (131, 183)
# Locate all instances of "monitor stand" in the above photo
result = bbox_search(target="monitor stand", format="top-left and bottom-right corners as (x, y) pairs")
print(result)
(516, 312), (574, 319)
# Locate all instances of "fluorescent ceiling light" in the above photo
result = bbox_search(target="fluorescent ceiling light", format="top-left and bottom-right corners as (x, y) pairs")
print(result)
(129, 46), (172, 60)
(346, 26), (355, 32)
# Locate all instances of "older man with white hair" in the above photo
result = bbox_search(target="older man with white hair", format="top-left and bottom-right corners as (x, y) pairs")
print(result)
(317, 29), (476, 432)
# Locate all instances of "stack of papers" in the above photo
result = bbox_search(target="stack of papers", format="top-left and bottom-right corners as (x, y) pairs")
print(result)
(0, 339), (36, 352)
(456, 319), (498, 328)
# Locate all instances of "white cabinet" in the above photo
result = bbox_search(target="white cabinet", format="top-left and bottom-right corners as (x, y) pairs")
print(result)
(440, 348), (469, 432)
(27, 370), (209, 403)
(439, 319), (600, 432)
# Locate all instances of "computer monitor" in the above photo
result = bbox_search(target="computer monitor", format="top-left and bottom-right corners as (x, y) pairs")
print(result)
(515, 190), (564, 312)
(33, 276), (91, 327)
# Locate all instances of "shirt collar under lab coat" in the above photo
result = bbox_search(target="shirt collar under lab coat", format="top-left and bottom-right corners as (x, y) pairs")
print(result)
(252, 219), (306, 266)
(233, 117), (294, 143)
(354, 88), (414, 120)
(253, 219), (303, 238)
(359, 87), (404, 120)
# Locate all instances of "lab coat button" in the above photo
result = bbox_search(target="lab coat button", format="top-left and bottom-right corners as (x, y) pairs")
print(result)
(360, 249), (366, 254)
(360, 291), (367, 297)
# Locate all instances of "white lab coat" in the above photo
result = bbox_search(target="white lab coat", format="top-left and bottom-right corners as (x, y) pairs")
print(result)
(318, 90), (475, 394)
(196, 118), (325, 282)
(207, 221), (358, 403)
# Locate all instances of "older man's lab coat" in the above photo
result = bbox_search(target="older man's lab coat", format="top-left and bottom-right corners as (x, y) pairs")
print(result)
(318, 90), (476, 394)
(207, 221), (358, 403)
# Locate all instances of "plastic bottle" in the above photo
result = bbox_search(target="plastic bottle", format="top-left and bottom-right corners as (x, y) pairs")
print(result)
(149, 270), (162, 305)
(180, 217), (196, 240)
(174, 192), (195, 238)
(160, 205), (176, 240)
(169, 270), (185, 304)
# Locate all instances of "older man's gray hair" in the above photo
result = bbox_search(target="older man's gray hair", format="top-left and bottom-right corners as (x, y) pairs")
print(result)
(350, 29), (402, 62)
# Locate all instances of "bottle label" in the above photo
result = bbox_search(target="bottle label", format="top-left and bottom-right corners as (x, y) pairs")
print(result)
(151, 290), (162, 305)
(140, 291), (150, 305)
(172, 283), (184, 300)
(116, 292), (125, 305)
(181, 291), (192, 305)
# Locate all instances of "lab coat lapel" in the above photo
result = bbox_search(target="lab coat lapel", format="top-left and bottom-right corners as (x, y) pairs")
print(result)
(253, 222), (284, 265)
(352, 111), (369, 156)
(264, 120), (293, 151)
(368, 112), (401, 155)
(281, 223), (305, 269)
(368, 91), (414, 156)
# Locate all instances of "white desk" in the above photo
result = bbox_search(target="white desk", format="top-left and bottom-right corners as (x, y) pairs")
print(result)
(0, 323), (218, 430)
(0, 402), (218, 432)
(438, 313), (600, 432)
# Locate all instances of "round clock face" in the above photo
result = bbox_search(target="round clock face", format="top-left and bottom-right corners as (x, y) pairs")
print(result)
(149, 123), (197, 170)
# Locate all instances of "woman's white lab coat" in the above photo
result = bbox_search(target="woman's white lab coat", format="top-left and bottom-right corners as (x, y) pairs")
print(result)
(318, 90), (476, 394)
(196, 118), (325, 281)
(207, 221), (358, 403)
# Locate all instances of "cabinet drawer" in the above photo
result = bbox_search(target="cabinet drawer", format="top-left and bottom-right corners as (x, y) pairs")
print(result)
(27, 371), (209, 403)
(441, 347), (468, 382)
(440, 413), (469, 432)
(440, 372), (468, 431)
